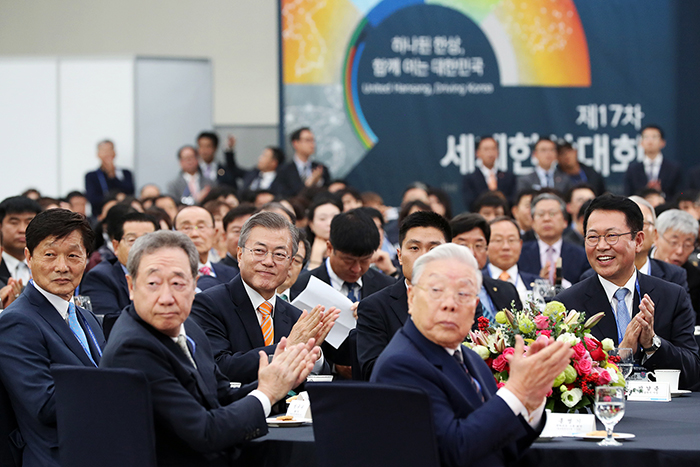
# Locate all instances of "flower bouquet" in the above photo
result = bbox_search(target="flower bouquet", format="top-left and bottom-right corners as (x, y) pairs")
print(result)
(465, 300), (626, 413)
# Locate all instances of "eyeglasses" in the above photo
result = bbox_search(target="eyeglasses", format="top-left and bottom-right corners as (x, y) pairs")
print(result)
(414, 284), (477, 305)
(242, 246), (290, 263)
(178, 222), (213, 234)
(455, 241), (487, 253)
(585, 231), (635, 247)
(660, 233), (696, 251)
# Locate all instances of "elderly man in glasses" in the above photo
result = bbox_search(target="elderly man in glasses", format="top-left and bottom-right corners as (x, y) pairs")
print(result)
(556, 195), (700, 389)
(190, 212), (338, 384)
(651, 209), (700, 323)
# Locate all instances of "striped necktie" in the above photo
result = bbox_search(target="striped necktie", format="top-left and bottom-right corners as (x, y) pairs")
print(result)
(67, 302), (96, 366)
(258, 301), (274, 346)
(614, 288), (631, 344)
(453, 348), (484, 402)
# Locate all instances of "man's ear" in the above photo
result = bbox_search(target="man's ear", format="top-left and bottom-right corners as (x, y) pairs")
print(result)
(126, 274), (134, 300)
(326, 240), (333, 258)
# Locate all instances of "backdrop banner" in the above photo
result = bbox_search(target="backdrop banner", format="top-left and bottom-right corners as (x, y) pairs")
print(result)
(280, 0), (676, 210)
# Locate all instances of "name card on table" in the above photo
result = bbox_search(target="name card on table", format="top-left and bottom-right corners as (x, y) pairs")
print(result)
(627, 381), (671, 401)
(287, 391), (312, 420)
(540, 412), (596, 438)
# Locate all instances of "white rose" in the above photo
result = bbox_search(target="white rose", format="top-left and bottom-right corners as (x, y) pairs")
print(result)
(601, 338), (615, 352)
(556, 332), (580, 347)
(473, 345), (490, 360)
(561, 388), (583, 408)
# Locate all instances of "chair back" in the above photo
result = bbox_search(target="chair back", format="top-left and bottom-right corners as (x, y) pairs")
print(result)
(52, 366), (157, 467)
(0, 379), (22, 467)
(307, 382), (440, 467)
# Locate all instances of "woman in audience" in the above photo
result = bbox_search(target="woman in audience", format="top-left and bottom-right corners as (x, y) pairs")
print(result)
(304, 195), (342, 270)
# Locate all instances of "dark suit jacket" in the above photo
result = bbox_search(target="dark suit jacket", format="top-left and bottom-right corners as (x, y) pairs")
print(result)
(681, 261), (700, 324)
(482, 266), (539, 292)
(555, 273), (700, 389)
(190, 275), (302, 384)
(101, 305), (267, 467)
(196, 262), (240, 292)
(482, 275), (522, 313)
(276, 160), (331, 197)
(624, 159), (684, 198)
(578, 164), (606, 195)
(80, 258), (130, 337)
(462, 169), (517, 210)
(0, 259), (10, 284)
(516, 170), (571, 195)
(85, 167), (135, 215)
(372, 319), (541, 467)
(218, 254), (238, 270)
(239, 169), (285, 198)
(0, 283), (105, 467)
(580, 258), (689, 292)
(518, 240), (590, 285)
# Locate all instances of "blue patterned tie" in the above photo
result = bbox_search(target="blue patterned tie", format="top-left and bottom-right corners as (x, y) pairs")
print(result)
(453, 348), (484, 402)
(68, 302), (96, 366)
(614, 288), (631, 344)
(344, 282), (359, 302)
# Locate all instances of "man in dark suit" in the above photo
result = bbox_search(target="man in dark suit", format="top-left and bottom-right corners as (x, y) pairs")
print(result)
(451, 213), (522, 322)
(290, 209), (395, 378)
(167, 145), (216, 206)
(174, 206), (238, 291)
(518, 193), (590, 285)
(556, 141), (606, 195)
(485, 217), (540, 304)
(563, 184), (596, 246)
(555, 195), (700, 389)
(191, 212), (338, 384)
(516, 137), (572, 194)
(0, 209), (105, 467)
(223, 141), (286, 198)
(84, 140), (135, 216)
(624, 125), (684, 199)
(357, 211), (451, 380)
(101, 230), (319, 466)
(0, 196), (42, 285)
(196, 131), (238, 188)
(81, 211), (158, 337)
(277, 127), (331, 197)
(218, 204), (257, 271)
(372, 243), (572, 467)
(462, 136), (517, 209)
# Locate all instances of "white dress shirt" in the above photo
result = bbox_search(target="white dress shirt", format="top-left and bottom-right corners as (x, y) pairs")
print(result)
(642, 153), (663, 181)
(2, 251), (31, 284)
(487, 263), (529, 304)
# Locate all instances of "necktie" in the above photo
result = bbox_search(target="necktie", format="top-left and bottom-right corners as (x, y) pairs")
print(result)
(614, 288), (631, 344)
(546, 247), (555, 284)
(67, 302), (96, 366)
(487, 170), (498, 191)
(498, 271), (510, 282)
(477, 286), (495, 322)
(187, 178), (199, 199)
(258, 301), (274, 346)
(199, 265), (212, 277)
(452, 348), (484, 402)
(344, 282), (359, 302)
(176, 334), (197, 368)
(546, 172), (554, 188)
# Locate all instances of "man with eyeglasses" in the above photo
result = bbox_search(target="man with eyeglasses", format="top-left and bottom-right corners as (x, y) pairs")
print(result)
(651, 209), (700, 323)
(191, 212), (338, 384)
(372, 243), (573, 467)
(174, 206), (238, 291)
(81, 211), (158, 338)
(556, 195), (700, 389)
(518, 193), (590, 286)
(451, 213), (521, 321)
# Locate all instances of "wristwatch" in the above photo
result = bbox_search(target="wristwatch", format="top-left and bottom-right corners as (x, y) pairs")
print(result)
(642, 334), (661, 353)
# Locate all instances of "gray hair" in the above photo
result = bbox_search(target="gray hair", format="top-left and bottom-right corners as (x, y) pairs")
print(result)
(655, 209), (699, 239)
(238, 211), (300, 257)
(127, 230), (199, 279)
(412, 243), (482, 291)
(628, 195), (656, 225)
(530, 193), (566, 217)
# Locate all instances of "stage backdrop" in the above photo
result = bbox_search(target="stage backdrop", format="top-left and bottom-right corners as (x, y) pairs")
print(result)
(280, 0), (688, 211)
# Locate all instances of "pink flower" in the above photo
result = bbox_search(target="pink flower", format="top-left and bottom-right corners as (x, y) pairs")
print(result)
(537, 330), (552, 338)
(497, 382), (506, 389)
(492, 354), (508, 372)
(546, 388), (553, 398)
(574, 357), (593, 376)
(584, 336), (599, 350)
(502, 347), (515, 358)
(598, 369), (612, 385)
(534, 315), (550, 329)
(572, 342), (587, 360)
(535, 334), (550, 347)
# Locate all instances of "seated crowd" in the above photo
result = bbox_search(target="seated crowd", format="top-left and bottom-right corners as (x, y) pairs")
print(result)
(2, 123), (700, 467)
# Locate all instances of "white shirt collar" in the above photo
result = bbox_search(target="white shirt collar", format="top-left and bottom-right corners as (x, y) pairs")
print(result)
(32, 281), (74, 321)
(643, 153), (663, 167)
(487, 263), (520, 281)
(242, 278), (277, 316)
(325, 257), (363, 292)
(258, 171), (277, 189)
(294, 155), (311, 175)
(2, 252), (29, 281)
(598, 269), (638, 306)
(639, 257), (651, 276)
(537, 237), (562, 256)
(476, 159), (496, 180)
(183, 172), (200, 183)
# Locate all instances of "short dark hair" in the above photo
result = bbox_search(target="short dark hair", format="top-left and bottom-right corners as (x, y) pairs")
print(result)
(475, 135), (497, 150)
(398, 199), (431, 225)
(399, 211), (451, 246)
(65, 191), (87, 202)
(223, 203), (258, 231)
(267, 146), (285, 166)
(564, 183), (596, 203)
(104, 204), (138, 239)
(471, 191), (508, 214)
(534, 136), (555, 151)
(450, 213), (490, 244)
(329, 209), (380, 257)
(0, 196), (42, 223)
(339, 187), (363, 204)
(145, 206), (173, 230)
(488, 216), (521, 239)
(641, 124), (665, 140)
(297, 229), (311, 268)
(290, 127), (311, 143)
(358, 206), (383, 227)
(583, 194), (644, 234)
(26, 209), (95, 256)
(112, 212), (160, 242)
(427, 187), (453, 219)
(197, 131), (219, 149)
(557, 140), (575, 154)
(200, 186), (238, 206)
(577, 199), (593, 221)
(177, 145), (197, 160)
(514, 189), (539, 207)
(307, 195), (343, 222)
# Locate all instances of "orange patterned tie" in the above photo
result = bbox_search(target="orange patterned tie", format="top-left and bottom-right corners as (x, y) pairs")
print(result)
(498, 271), (510, 282)
(258, 301), (274, 346)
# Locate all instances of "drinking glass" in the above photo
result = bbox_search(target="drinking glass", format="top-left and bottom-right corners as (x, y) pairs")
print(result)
(594, 386), (625, 446)
(610, 347), (634, 388)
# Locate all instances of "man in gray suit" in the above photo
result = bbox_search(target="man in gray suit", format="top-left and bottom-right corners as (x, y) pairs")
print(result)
(167, 145), (216, 206)
(516, 137), (572, 194)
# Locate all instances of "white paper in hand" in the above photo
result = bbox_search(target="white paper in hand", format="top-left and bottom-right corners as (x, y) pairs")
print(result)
(291, 276), (355, 349)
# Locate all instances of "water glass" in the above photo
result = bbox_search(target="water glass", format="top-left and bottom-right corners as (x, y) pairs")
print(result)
(594, 386), (625, 446)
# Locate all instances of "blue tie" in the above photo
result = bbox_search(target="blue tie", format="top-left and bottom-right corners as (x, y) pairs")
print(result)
(68, 302), (96, 366)
(478, 286), (496, 322)
(453, 348), (484, 402)
(614, 288), (631, 344)
(344, 282), (359, 302)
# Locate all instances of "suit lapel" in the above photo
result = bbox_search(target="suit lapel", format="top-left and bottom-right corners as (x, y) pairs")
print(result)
(230, 277), (266, 348)
(583, 277), (619, 342)
(388, 281), (409, 325)
(273, 302), (292, 342)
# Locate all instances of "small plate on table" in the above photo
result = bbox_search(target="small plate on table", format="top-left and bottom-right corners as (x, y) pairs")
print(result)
(266, 417), (312, 427)
(574, 431), (635, 441)
(671, 389), (692, 397)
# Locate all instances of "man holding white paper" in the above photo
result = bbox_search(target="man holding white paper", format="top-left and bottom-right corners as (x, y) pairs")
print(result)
(190, 212), (338, 384)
